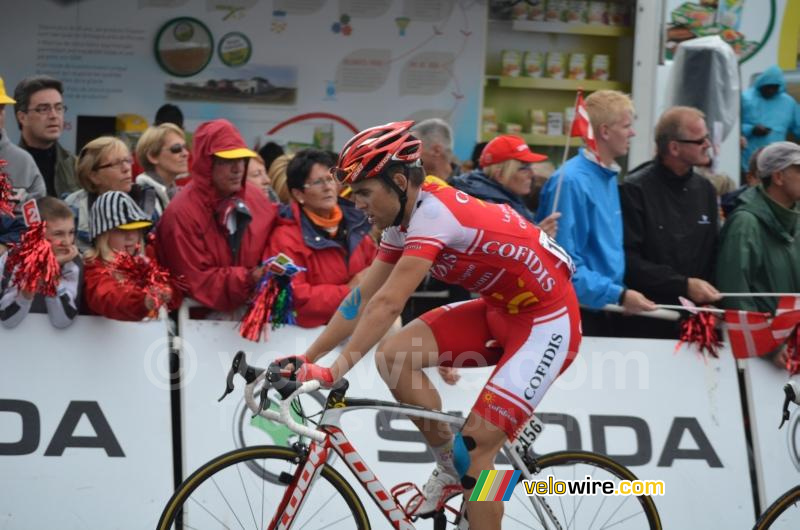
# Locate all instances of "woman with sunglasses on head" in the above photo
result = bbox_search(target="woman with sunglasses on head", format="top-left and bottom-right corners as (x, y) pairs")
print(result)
(451, 135), (561, 238)
(134, 123), (190, 212)
(65, 136), (160, 251)
(267, 148), (376, 327)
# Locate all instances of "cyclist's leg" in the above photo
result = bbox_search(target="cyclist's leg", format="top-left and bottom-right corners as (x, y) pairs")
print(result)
(375, 299), (500, 446)
(463, 293), (582, 527)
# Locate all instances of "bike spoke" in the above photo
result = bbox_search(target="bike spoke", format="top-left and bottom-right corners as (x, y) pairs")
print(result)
(211, 476), (248, 530)
(189, 496), (233, 529)
(234, 462), (259, 529)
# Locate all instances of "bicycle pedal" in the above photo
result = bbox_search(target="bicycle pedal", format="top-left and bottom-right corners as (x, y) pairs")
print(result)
(390, 482), (425, 518)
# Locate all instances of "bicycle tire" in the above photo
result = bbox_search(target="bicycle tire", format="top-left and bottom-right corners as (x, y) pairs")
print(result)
(157, 445), (370, 530)
(464, 450), (661, 529)
(754, 485), (800, 529)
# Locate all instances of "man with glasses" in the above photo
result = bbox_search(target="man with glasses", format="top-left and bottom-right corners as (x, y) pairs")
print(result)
(156, 119), (278, 317)
(619, 106), (721, 337)
(13, 75), (78, 198)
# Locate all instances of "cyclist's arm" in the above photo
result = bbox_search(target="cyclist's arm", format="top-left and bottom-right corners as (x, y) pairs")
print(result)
(304, 258), (396, 361)
(328, 255), (432, 381)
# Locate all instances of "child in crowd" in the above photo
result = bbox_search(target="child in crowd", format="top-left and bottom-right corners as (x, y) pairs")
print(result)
(0, 197), (81, 328)
(83, 191), (181, 321)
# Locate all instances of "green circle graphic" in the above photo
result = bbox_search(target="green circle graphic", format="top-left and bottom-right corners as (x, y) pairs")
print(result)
(154, 17), (214, 77)
(218, 31), (252, 67)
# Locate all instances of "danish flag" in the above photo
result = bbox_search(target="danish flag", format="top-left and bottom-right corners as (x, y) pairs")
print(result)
(723, 310), (777, 359)
(772, 296), (800, 343)
(570, 91), (598, 154)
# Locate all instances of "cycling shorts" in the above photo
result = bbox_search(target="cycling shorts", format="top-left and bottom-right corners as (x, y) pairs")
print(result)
(420, 291), (582, 439)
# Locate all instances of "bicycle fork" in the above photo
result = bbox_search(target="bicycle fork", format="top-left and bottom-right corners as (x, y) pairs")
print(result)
(269, 441), (330, 530)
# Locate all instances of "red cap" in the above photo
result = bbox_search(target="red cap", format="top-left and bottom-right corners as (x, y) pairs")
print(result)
(479, 135), (547, 167)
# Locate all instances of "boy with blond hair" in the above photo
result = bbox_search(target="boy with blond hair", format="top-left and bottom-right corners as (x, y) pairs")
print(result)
(536, 90), (655, 335)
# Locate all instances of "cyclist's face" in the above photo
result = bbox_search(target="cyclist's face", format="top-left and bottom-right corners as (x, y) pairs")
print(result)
(350, 177), (401, 229)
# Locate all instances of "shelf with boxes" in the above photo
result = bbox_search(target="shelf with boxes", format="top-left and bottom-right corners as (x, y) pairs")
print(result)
(481, 1), (635, 150)
(511, 20), (633, 37)
(487, 76), (628, 91)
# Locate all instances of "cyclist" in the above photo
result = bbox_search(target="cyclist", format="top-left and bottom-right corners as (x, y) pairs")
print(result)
(293, 121), (582, 528)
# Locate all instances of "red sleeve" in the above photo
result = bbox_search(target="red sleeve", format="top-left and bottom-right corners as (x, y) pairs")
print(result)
(83, 260), (150, 321)
(157, 215), (255, 313)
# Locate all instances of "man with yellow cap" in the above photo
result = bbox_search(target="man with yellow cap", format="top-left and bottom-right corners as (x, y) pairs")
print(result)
(0, 77), (46, 212)
(155, 119), (278, 316)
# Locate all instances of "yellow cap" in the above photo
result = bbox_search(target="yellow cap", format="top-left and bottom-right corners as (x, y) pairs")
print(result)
(214, 147), (258, 159)
(118, 220), (153, 231)
(0, 77), (16, 104)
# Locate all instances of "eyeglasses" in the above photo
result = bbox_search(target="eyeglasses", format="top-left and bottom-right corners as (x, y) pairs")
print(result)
(167, 143), (188, 154)
(675, 134), (710, 145)
(24, 103), (67, 115)
(304, 175), (338, 189)
(94, 157), (133, 170)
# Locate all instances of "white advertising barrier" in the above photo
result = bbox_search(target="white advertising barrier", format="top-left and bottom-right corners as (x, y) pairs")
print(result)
(741, 357), (800, 526)
(0, 314), (173, 529)
(179, 316), (755, 529)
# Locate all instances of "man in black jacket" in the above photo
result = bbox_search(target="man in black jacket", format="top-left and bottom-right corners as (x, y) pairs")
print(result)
(620, 106), (722, 338)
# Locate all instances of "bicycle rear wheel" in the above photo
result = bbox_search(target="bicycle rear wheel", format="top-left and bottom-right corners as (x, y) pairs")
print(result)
(495, 450), (662, 529)
(439, 450), (662, 529)
(157, 445), (370, 530)
(755, 486), (800, 529)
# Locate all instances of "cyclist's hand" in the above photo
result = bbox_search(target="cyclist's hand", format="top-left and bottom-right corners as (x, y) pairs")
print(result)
(274, 354), (309, 374)
(296, 362), (334, 387)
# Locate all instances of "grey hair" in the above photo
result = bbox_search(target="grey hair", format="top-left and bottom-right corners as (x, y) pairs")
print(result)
(411, 118), (453, 151)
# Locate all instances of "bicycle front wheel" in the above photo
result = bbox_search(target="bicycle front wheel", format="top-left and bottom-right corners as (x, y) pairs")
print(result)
(498, 450), (662, 529)
(755, 485), (800, 529)
(157, 445), (370, 530)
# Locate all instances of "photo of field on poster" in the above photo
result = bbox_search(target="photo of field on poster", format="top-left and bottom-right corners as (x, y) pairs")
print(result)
(165, 65), (297, 104)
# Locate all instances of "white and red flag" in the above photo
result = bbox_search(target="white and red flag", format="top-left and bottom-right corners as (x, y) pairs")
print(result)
(570, 90), (597, 154)
(723, 310), (778, 359)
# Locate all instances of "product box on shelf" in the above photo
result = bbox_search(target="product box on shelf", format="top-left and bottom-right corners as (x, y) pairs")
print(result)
(568, 53), (588, 80)
(565, 1), (589, 23)
(590, 54), (610, 80)
(587, 1), (609, 24)
(545, 0), (569, 22)
(523, 51), (545, 78)
(546, 52), (566, 79)
(501, 50), (522, 77)
(530, 109), (547, 135)
(547, 112), (564, 136)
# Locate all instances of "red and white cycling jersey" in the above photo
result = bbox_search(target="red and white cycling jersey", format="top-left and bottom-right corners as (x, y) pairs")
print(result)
(377, 180), (575, 314)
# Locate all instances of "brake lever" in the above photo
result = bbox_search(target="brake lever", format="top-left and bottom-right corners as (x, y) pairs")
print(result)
(780, 383), (796, 429)
(218, 351), (246, 402)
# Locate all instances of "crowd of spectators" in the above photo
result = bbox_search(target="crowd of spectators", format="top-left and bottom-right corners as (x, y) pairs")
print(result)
(0, 73), (797, 367)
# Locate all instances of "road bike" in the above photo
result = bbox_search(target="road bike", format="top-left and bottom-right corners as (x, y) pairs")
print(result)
(753, 381), (800, 529)
(158, 351), (662, 529)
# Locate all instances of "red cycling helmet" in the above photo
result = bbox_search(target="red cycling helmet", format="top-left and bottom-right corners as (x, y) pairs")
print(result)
(332, 120), (422, 185)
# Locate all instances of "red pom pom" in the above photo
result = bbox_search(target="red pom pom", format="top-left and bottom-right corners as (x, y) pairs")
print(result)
(110, 249), (175, 317)
(5, 222), (60, 296)
(676, 311), (722, 359)
(0, 160), (14, 217)
(239, 277), (280, 342)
